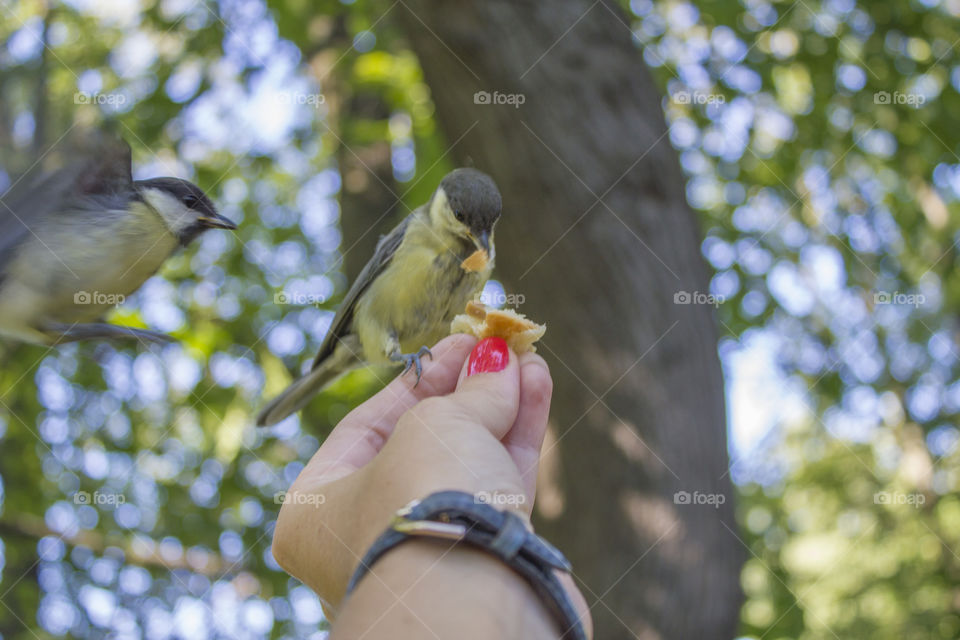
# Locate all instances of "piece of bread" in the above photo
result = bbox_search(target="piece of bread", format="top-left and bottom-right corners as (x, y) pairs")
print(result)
(460, 249), (489, 272)
(450, 301), (546, 353)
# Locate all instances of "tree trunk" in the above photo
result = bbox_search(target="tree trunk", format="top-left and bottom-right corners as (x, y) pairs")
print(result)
(307, 16), (402, 283)
(334, 83), (402, 282)
(394, 1), (743, 638)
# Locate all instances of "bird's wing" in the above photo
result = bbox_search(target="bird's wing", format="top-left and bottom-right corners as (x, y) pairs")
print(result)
(0, 165), (82, 276)
(72, 132), (133, 196)
(0, 133), (133, 275)
(311, 212), (414, 369)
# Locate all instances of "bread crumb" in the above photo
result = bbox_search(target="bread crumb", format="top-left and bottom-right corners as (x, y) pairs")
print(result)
(460, 250), (489, 272)
(450, 302), (545, 353)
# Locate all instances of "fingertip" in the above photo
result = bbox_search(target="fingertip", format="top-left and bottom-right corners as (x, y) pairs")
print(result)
(519, 356), (553, 406)
(456, 336), (518, 385)
(518, 350), (548, 368)
(518, 351), (551, 382)
(449, 337), (521, 438)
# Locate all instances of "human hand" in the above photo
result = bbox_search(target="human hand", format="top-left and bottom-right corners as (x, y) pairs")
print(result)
(270, 333), (589, 637)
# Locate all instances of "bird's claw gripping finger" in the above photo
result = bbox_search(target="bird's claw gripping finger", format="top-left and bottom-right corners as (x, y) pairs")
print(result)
(392, 346), (433, 386)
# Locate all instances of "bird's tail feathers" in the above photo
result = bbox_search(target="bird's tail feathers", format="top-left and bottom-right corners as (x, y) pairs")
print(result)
(256, 353), (357, 427)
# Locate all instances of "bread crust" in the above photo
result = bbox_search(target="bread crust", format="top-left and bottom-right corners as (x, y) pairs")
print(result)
(450, 301), (546, 353)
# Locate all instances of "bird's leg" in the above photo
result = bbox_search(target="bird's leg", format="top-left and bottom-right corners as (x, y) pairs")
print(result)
(43, 322), (175, 345)
(389, 345), (433, 386)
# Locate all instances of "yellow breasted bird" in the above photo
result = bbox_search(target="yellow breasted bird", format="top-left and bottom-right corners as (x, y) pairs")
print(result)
(257, 168), (501, 426)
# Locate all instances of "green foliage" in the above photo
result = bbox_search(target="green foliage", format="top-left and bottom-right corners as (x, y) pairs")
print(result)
(630, 0), (960, 636)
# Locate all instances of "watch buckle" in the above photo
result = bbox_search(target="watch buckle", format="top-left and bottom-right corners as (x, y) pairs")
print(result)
(391, 517), (468, 540)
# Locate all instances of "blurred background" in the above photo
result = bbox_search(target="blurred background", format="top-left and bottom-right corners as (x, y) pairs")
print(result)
(0, 0), (958, 638)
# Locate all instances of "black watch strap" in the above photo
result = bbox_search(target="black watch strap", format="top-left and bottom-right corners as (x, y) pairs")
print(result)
(346, 490), (587, 640)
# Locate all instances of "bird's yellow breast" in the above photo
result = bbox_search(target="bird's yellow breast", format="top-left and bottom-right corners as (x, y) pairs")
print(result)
(6, 202), (178, 324)
(354, 217), (492, 363)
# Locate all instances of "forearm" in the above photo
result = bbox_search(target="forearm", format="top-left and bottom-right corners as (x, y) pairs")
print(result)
(331, 539), (562, 639)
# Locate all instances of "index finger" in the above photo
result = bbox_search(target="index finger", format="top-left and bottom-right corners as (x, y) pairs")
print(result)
(298, 333), (478, 484)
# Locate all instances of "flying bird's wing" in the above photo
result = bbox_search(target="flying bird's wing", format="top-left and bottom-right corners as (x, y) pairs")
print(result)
(0, 163), (83, 277)
(311, 212), (413, 369)
(0, 133), (132, 276)
(73, 131), (133, 196)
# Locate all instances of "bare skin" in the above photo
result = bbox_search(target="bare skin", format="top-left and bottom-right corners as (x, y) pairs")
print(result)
(271, 334), (592, 639)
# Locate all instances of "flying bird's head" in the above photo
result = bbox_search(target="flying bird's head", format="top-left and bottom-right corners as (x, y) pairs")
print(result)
(134, 177), (236, 245)
(429, 168), (501, 254)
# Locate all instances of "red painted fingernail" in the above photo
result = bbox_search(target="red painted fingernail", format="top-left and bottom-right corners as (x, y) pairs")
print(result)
(467, 337), (509, 376)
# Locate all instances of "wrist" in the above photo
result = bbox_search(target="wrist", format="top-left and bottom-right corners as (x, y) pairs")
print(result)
(343, 491), (588, 639)
(332, 538), (562, 639)
(363, 412), (532, 518)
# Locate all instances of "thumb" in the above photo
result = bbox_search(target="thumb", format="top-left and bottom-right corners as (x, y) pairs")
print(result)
(449, 337), (520, 440)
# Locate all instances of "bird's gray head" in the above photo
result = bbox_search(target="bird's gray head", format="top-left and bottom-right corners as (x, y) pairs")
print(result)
(429, 168), (501, 253)
(134, 177), (236, 245)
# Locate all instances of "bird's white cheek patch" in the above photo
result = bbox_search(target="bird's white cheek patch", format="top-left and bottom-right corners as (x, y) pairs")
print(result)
(140, 189), (193, 235)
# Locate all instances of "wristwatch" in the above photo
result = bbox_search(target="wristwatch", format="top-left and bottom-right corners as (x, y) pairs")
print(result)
(346, 490), (587, 640)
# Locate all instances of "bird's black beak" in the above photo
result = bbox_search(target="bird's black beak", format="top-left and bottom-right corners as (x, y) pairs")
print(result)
(473, 229), (491, 253)
(197, 212), (237, 230)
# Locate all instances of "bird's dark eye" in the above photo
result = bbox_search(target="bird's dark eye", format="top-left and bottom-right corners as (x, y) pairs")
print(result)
(183, 195), (199, 208)
(454, 210), (465, 222)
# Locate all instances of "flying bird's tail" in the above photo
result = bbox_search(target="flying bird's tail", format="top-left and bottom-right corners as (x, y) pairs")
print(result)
(256, 346), (359, 427)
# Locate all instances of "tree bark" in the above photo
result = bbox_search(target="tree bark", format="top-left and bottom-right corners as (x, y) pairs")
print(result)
(307, 16), (403, 283)
(336, 93), (402, 283)
(394, 1), (743, 638)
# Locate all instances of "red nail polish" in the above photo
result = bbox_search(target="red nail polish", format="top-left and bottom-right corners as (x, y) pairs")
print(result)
(467, 337), (509, 376)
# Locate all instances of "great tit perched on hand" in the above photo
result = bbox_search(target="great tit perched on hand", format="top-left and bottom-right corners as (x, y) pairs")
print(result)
(257, 168), (501, 426)
(0, 132), (236, 346)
